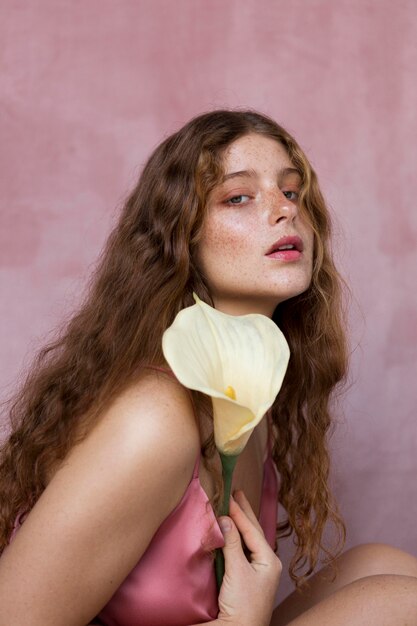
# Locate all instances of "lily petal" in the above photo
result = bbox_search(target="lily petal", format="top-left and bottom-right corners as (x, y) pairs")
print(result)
(162, 294), (290, 455)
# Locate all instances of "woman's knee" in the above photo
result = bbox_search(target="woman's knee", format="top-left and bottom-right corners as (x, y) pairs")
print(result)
(336, 542), (417, 580)
(287, 575), (417, 626)
(274, 550), (417, 626)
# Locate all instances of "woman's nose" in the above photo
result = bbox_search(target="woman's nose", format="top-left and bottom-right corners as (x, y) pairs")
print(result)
(267, 189), (298, 225)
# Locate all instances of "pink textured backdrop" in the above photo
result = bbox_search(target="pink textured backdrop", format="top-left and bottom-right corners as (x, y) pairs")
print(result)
(1, 0), (416, 600)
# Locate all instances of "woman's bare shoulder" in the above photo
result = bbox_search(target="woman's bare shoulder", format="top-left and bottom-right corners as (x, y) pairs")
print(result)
(97, 368), (201, 458)
(0, 369), (202, 625)
(56, 366), (202, 530)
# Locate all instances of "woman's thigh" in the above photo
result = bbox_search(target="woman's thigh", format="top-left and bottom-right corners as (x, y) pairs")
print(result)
(281, 575), (417, 626)
(273, 543), (417, 626)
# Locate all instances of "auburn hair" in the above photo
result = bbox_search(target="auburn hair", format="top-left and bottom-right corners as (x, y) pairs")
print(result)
(0, 109), (349, 586)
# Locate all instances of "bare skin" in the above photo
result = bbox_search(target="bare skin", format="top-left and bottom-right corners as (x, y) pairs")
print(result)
(275, 575), (417, 626)
(197, 133), (314, 317)
(0, 373), (199, 625)
(273, 543), (417, 625)
(0, 371), (276, 626)
(270, 545), (417, 626)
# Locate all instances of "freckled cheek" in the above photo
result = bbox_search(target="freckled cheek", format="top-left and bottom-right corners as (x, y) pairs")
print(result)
(204, 224), (251, 258)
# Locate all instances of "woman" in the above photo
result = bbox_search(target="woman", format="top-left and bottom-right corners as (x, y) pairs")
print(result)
(0, 110), (416, 626)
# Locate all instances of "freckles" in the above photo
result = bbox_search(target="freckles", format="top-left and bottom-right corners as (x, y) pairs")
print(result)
(205, 224), (245, 253)
(261, 266), (309, 287)
(260, 268), (292, 289)
(211, 233), (235, 252)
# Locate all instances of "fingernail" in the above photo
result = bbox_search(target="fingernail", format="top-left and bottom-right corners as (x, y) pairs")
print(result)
(219, 517), (231, 534)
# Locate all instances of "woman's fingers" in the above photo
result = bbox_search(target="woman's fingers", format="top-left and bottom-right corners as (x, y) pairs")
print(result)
(217, 505), (282, 626)
(227, 496), (280, 571)
(218, 515), (249, 572)
(232, 489), (264, 535)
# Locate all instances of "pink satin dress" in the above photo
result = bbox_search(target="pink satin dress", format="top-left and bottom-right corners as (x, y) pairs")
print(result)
(95, 434), (278, 625)
(10, 368), (279, 626)
(95, 436), (278, 626)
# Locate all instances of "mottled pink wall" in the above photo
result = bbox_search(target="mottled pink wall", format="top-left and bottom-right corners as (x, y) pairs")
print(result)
(1, 0), (416, 599)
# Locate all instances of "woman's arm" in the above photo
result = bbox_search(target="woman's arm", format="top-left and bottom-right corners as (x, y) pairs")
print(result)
(0, 372), (201, 626)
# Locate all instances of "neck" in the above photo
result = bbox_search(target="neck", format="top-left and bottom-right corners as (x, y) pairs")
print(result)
(211, 296), (278, 318)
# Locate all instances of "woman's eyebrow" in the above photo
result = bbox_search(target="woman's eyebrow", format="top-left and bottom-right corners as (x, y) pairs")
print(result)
(279, 167), (301, 178)
(221, 166), (301, 183)
(221, 168), (258, 183)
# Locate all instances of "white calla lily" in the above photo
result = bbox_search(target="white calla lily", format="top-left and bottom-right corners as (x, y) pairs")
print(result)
(162, 293), (290, 588)
(162, 293), (290, 455)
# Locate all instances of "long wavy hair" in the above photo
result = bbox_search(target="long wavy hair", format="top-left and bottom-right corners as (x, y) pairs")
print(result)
(0, 109), (349, 586)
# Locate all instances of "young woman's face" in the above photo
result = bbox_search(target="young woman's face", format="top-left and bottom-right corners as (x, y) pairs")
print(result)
(196, 133), (315, 317)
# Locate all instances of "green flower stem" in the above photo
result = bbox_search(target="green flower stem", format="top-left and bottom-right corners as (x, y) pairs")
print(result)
(215, 452), (239, 590)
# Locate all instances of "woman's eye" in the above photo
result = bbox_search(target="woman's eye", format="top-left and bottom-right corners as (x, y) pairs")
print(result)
(282, 190), (299, 201)
(226, 194), (250, 205)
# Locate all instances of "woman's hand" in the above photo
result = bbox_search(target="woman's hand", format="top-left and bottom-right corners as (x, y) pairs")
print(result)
(216, 490), (282, 626)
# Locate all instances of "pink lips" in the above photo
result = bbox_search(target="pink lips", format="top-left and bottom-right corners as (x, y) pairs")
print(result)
(265, 235), (304, 261)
